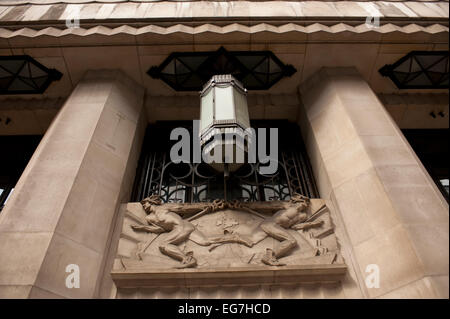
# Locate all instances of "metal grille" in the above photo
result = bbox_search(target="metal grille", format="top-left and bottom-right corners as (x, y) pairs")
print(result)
(0, 55), (62, 95)
(147, 47), (296, 91)
(131, 121), (318, 203)
(379, 51), (449, 89)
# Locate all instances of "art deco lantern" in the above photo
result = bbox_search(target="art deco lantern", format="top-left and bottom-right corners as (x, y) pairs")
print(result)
(199, 74), (253, 175)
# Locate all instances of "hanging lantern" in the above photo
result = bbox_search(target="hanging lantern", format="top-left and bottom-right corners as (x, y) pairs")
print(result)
(199, 74), (253, 174)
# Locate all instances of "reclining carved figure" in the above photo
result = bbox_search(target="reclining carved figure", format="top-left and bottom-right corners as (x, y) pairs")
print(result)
(229, 194), (324, 266)
(132, 195), (251, 268)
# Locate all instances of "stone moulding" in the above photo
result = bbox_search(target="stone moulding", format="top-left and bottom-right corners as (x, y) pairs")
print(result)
(111, 264), (348, 288)
(0, 23), (447, 39)
(112, 195), (347, 288)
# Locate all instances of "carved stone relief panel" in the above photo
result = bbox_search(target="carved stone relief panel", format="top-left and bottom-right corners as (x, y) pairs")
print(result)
(111, 194), (346, 287)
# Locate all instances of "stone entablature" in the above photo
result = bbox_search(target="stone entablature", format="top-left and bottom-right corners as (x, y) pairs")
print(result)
(112, 195), (346, 288)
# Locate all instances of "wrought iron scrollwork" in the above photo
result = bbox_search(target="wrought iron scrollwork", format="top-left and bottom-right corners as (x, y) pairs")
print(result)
(131, 121), (318, 203)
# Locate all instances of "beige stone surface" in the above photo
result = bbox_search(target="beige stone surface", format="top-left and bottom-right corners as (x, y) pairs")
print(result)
(28, 287), (65, 299)
(333, 179), (376, 247)
(33, 232), (103, 298)
(353, 224), (427, 297)
(298, 67), (449, 298)
(360, 135), (417, 166)
(0, 232), (53, 286)
(0, 69), (145, 298)
(62, 47), (142, 88)
(0, 285), (32, 299)
(325, 198), (366, 299)
(302, 44), (379, 84)
(377, 276), (439, 299)
(96, 108), (148, 298)
(323, 137), (373, 188)
(379, 93), (449, 129)
(427, 275), (450, 299)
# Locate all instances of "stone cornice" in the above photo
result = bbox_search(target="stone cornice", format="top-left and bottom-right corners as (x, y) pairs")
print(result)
(0, 22), (447, 39)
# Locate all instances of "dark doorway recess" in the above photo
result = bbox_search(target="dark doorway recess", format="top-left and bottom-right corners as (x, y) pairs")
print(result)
(131, 120), (318, 203)
(0, 135), (42, 211)
(402, 129), (449, 201)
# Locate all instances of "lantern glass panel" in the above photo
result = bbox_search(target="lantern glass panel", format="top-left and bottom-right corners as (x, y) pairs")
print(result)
(200, 88), (214, 131)
(214, 86), (235, 121)
(233, 86), (250, 128)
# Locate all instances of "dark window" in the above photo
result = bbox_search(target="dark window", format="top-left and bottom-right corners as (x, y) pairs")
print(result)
(0, 187), (14, 211)
(131, 121), (318, 203)
(147, 47), (296, 91)
(0, 135), (41, 211)
(440, 178), (449, 196)
(0, 55), (62, 95)
(379, 51), (449, 89)
(403, 129), (449, 201)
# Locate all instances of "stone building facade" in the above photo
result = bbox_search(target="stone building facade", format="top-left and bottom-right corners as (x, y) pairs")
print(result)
(0, 0), (448, 299)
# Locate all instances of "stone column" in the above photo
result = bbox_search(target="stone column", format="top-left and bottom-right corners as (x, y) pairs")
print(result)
(298, 68), (448, 298)
(0, 70), (145, 298)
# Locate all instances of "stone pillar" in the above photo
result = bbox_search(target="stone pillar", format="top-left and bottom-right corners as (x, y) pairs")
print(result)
(0, 70), (145, 298)
(298, 68), (448, 298)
